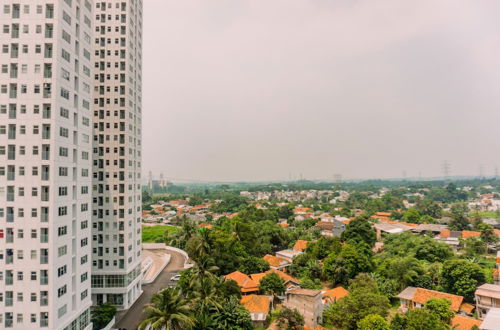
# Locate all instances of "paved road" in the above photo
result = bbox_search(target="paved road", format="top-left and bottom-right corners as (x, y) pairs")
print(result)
(114, 249), (186, 330)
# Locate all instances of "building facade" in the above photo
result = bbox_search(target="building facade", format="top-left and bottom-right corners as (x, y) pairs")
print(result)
(0, 0), (94, 328)
(90, 0), (143, 310)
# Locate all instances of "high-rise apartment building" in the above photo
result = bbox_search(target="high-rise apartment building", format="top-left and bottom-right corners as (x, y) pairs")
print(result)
(90, 0), (143, 309)
(0, 0), (94, 329)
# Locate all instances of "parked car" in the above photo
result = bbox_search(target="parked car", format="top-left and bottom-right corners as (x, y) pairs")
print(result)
(170, 274), (181, 281)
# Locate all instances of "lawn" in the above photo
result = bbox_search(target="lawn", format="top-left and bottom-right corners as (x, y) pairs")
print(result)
(476, 211), (500, 219)
(142, 225), (180, 243)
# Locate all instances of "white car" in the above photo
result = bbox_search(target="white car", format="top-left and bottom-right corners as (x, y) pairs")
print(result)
(170, 274), (181, 281)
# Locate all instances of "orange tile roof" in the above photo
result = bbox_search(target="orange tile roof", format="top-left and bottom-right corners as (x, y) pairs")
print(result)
(251, 269), (298, 285)
(496, 256), (500, 263)
(294, 207), (311, 214)
(450, 315), (482, 330)
(198, 223), (213, 229)
(412, 288), (463, 312)
(376, 212), (392, 216)
(462, 230), (480, 239)
(322, 286), (349, 303)
(494, 229), (500, 238)
(340, 219), (351, 225)
(440, 230), (451, 238)
(279, 223), (289, 228)
(459, 303), (475, 314)
(263, 254), (289, 268)
(293, 240), (308, 252)
(225, 271), (259, 293)
(240, 295), (271, 314)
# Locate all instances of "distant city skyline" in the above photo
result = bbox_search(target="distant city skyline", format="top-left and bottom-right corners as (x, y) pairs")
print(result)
(143, 0), (500, 182)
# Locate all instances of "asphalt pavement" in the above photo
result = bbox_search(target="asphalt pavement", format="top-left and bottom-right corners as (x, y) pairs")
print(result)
(114, 249), (186, 330)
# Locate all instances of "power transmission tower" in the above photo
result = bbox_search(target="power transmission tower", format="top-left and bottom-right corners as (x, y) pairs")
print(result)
(334, 174), (342, 184)
(495, 166), (498, 179)
(442, 160), (451, 180)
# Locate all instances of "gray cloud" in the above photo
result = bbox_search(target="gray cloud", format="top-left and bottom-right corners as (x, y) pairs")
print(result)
(143, 0), (500, 181)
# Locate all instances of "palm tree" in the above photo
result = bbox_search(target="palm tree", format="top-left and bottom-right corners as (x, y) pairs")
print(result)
(139, 287), (194, 330)
(190, 277), (223, 312)
(190, 255), (219, 284)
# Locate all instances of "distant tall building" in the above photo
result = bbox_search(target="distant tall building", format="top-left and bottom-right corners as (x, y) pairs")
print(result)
(0, 1), (94, 328)
(91, 0), (143, 310)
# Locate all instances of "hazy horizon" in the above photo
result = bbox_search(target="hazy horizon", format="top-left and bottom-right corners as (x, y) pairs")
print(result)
(143, 0), (500, 182)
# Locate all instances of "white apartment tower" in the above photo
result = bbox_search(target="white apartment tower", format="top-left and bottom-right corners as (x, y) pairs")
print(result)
(0, 0), (94, 329)
(90, 0), (143, 309)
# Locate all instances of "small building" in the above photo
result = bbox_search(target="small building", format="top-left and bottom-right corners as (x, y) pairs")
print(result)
(263, 254), (290, 271)
(283, 289), (323, 328)
(224, 271), (259, 294)
(293, 240), (309, 252)
(451, 315), (482, 330)
(275, 249), (302, 263)
(396, 287), (463, 313)
(322, 286), (349, 306)
(374, 222), (413, 240)
(251, 269), (300, 291)
(480, 307), (500, 330)
(240, 295), (272, 328)
(316, 219), (345, 237)
(475, 283), (500, 319)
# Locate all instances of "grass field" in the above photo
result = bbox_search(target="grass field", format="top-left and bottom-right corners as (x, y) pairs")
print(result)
(142, 225), (180, 243)
(476, 211), (500, 219)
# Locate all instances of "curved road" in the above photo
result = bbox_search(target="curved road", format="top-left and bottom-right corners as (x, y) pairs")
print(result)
(114, 249), (186, 330)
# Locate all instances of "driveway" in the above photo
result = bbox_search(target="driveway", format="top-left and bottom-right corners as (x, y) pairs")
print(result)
(114, 249), (186, 329)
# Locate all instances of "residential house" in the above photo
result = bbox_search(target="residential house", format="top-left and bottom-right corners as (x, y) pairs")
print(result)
(293, 240), (309, 252)
(374, 222), (413, 240)
(480, 307), (500, 330)
(275, 249), (303, 263)
(451, 315), (482, 330)
(322, 286), (349, 306)
(263, 254), (290, 271)
(396, 287), (463, 313)
(475, 283), (500, 319)
(224, 271), (259, 294)
(240, 295), (272, 328)
(316, 219), (345, 237)
(283, 289), (323, 328)
(251, 269), (300, 291)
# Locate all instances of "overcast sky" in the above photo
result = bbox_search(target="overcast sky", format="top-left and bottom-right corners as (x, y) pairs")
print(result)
(142, 0), (500, 182)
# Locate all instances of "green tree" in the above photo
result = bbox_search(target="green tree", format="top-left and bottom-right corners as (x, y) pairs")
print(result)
(341, 215), (377, 247)
(275, 307), (305, 330)
(415, 198), (442, 218)
(478, 223), (499, 244)
(91, 302), (117, 330)
(239, 256), (270, 274)
(449, 203), (470, 230)
(142, 190), (152, 203)
(211, 296), (253, 330)
(323, 244), (372, 286)
(395, 308), (448, 330)
(358, 314), (390, 330)
(375, 256), (424, 291)
(139, 287), (194, 330)
(463, 237), (487, 257)
(402, 208), (421, 224)
(441, 259), (486, 301)
(323, 274), (390, 330)
(306, 236), (342, 260)
(424, 298), (454, 324)
(259, 273), (285, 297)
